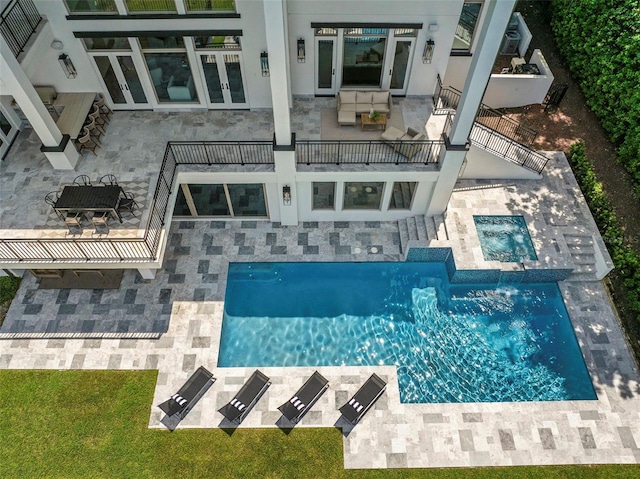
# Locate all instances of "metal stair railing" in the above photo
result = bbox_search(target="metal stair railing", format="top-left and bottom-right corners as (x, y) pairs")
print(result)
(0, 0), (42, 58)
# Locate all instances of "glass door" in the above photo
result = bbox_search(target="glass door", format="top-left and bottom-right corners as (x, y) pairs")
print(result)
(197, 52), (248, 108)
(91, 54), (150, 109)
(386, 38), (415, 95)
(173, 183), (268, 218)
(0, 107), (19, 160)
(315, 37), (337, 95)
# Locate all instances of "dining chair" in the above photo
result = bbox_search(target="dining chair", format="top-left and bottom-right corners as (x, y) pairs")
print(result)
(45, 191), (64, 221)
(73, 174), (92, 186)
(65, 212), (84, 234)
(75, 130), (100, 155)
(117, 191), (139, 218)
(91, 211), (110, 235)
(98, 174), (118, 186)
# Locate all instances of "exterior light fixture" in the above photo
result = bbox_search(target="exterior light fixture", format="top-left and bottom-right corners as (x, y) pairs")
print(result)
(422, 39), (435, 63)
(297, 38), (305, 63)
(260, 51), (269, 76)
(283, 185), (291, 205)
(58, 53), (77, 78)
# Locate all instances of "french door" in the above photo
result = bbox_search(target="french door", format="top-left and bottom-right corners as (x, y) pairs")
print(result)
(384, 38), (415, 95)
(196, 52), (248, 108)
(90, 54), (150, 110)
(315, 37), (337, 95)
(0, 106), (20, 160)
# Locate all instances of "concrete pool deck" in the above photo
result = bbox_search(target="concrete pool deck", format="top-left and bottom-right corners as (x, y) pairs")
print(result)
(1, 154), (639, 468)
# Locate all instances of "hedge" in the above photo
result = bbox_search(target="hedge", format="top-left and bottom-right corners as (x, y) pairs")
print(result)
(551, 0), (640, 194)
(568, 142), (640, 318)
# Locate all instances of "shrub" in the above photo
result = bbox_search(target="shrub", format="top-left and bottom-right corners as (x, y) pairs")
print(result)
(551, 1), (640, 199)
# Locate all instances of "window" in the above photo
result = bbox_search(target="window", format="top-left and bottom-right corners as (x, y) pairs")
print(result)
(388, 182), (417, 210)
(144, 53), (198, 103)
(453, 2), (482, 52)
(312, 182), (336, 210)
(173, 184), (268, 218)
(342, 29), (388, 87)
(186, 0), (235, 12)
(314, 28), (337, 36)
(125, 0), (176, 13)
(343, 182), (384, 210)
(194, 36), (241, 50)
(64, 0), (117, 13)
(139, 37), (185, 49)
(82, 37), (131, 51)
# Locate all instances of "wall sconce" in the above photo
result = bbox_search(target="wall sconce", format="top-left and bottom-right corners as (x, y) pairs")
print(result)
(282, 185), (291, 205)
(297, 38), (305, 63)
(58, 53), (77, 79)
(260, 51), (269, 77)
(422, 39), (435, 64)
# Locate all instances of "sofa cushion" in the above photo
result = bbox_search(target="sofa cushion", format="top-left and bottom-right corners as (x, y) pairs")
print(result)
(412, 133), (426, 141)
(356, 91), (373, 104)
(341, 103), (358, 112)
(339, 91), (356, 104)
(372, 91), (388, 104)
(381, 126), (404, 142)
(372, 103), (390, 113)
(400, 134), (413, 141)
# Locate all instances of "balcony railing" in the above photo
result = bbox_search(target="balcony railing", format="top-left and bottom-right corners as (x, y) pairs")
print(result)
(433, 75), (538, 148)
(296, 140), (443, 166)
(0, 141), (272, 265)
(0, 0), (42, 58)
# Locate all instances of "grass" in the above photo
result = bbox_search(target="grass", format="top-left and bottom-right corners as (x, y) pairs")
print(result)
(0, 276), (21, 327)
(0, 370), (637, 479)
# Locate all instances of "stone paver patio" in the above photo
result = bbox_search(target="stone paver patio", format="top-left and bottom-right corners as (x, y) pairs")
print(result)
(1, 98), (639, 469)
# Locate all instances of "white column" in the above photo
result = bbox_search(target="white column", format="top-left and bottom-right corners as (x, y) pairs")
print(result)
(449, 0), (517, 145)
(1, 38), (79, 169)
(137, 268), (157, 280)
(263, 0), (292, 145)
(427, 0), (516, 215)
(274, 150), (298, 226)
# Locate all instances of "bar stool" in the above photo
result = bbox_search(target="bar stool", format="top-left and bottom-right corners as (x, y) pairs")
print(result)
(89, 104), (108, 129)
(84, 118), (104, 144)
(76, 128), (100, 155)
(94, 93), (113, 118)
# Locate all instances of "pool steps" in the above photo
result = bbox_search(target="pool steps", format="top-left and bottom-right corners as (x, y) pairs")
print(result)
(397, 214), (449, 257)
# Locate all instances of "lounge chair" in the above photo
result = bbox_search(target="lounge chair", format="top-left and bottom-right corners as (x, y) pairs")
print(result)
(339, 373), (387, 425)
(218, 369), (271, 424)
(158, 366), (215, 419)
(278, 371), (329, 423)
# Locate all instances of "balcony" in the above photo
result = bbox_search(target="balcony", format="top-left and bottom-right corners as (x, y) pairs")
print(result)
(0, 97), (435, 266)
(0, 0), (42, 58)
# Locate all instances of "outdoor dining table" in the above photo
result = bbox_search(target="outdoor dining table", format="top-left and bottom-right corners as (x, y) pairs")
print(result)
(54, 185), (123, 223)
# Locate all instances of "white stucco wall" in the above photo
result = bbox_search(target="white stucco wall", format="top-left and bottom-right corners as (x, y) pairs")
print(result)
(482, 49), (553, 108)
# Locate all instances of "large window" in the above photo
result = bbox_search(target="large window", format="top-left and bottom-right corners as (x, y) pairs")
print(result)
(343, 182), (384, 210)
(453, 3), (482, 52)
(312, 182), (336, 210)
(82, 37), (131, 51)
(144, 52), (198, 103)
(125, 0), (176, 12)
(186, 0), (235, 12)
(173, 184), (268, 218)
(388, 182), (416, 210)
(64, 0), (117, 13)
(342, 29), (387, 87)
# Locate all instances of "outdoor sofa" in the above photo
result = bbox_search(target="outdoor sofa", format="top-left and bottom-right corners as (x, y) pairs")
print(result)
(337, 90), (392, 126)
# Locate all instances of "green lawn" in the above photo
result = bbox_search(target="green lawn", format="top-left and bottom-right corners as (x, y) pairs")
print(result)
(0, 370), (636, 479)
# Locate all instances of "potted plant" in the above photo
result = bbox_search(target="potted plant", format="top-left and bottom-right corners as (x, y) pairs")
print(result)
(368, 108), (380, 121)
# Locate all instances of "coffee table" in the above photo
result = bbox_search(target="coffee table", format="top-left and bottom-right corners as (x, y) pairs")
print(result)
(361, 113), (387, 131)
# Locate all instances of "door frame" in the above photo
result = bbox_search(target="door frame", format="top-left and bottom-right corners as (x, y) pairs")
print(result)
(89, 52), (152, 110)
(382, 34), (416, 95)
(193, 50), (249, 109)
(0, 102), (21, 160)
(314, 35), (338, 95)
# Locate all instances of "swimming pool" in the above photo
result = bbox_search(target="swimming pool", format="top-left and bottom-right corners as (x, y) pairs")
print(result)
(474, 215), (538, 262)
(218, 262), (595, 403)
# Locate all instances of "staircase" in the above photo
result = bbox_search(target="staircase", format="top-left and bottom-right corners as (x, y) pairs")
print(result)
(563, 233), (600, 282)
(398, 214), (449, 256)
(432, 76), (549, 175)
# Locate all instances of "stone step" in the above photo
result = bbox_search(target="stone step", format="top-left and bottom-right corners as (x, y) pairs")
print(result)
(573, 263), (596, 274)
(398, 219), (409, 255)
(571, 253), (596, 264)
(407, 216), (419, 242)
(567, 243), (596, 255)
(564, 234), (594, 246)
(434, 214), (448, 241)
(566, 272), (598, 282)
(415, 215), (429, 243)
(425, 215), (437, 241)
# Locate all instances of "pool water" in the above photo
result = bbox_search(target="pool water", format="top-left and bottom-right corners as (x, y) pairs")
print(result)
(218, 262), (595, 404)
(474, 215), (538, 262)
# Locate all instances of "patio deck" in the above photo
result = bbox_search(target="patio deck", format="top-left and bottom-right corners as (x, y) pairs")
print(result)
(1, 147), (639, 468)
(0, 97), (432, 239)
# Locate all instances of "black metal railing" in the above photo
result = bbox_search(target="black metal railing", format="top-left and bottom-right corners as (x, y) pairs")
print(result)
(0, 0), (41, 58)
(468, 117), (549, 174)
(296, 139), (443, 166)
(0, 140), (273, 264)
(433, 75), (538, 148)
